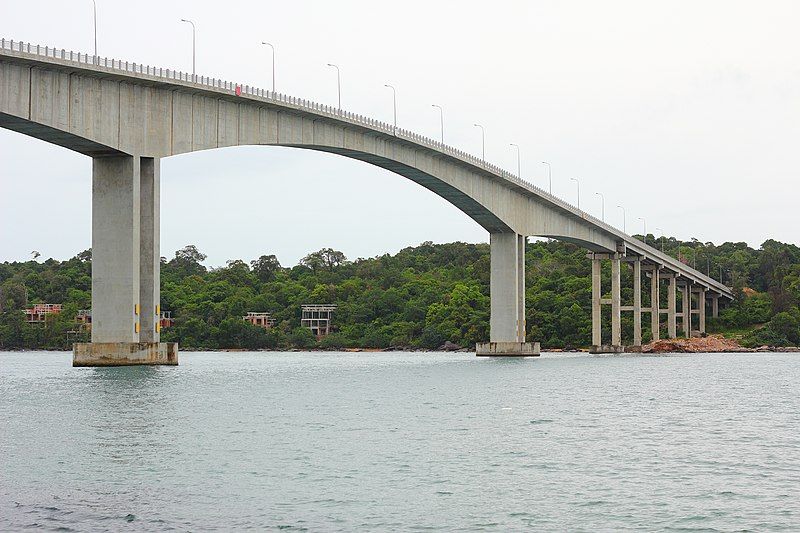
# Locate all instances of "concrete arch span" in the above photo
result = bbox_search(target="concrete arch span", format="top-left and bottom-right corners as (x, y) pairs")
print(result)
(0, 52), (620, 251)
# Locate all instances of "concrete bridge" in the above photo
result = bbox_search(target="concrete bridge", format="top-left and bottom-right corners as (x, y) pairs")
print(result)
(0, 39), (733, 364)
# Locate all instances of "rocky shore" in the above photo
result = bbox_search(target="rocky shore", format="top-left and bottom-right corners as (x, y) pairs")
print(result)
(641, 334), (800, 354)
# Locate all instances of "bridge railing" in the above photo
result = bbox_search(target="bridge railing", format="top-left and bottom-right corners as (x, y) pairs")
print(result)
(0, 38), (729, 293)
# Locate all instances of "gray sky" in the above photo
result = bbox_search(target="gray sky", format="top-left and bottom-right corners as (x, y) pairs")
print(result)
(1, 0), (798, 267)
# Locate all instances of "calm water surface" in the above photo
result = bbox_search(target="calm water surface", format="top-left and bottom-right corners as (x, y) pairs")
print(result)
(1, 351), (799, 531)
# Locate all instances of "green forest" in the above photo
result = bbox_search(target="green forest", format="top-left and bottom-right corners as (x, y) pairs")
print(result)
(1, 237), (799, 351)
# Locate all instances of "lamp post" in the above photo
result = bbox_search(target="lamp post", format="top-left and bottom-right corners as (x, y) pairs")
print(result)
(180, 19), (196, 78)
(91, 0), (97, 62)
(261, 41), (275, 92)
(327, 63), (341, 111)
(541, 161), (552, 194)
(638, 217), (647, 245)
(474, 123), (485, 162)
(594, 192), (605, 222)
(384, 84), (397, 134)
(570, 177), (580, 209)
(617, 205), (626, 233)
(510, 143), (521, 178)
(655, 227), (665, 252)
(431, 104), (443, 143)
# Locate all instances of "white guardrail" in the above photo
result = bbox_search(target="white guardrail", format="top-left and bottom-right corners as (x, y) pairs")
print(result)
(0, 38), (731, 293)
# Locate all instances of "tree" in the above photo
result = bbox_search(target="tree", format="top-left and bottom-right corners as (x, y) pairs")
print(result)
(168, 245), (208, 277)
(288, 327), (316, 348)
(301, 248), (348, 272)
(75, 249), (92, 262)
(251, 254), (282, 282)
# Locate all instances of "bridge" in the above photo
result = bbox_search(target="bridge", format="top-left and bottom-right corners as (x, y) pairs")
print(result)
(0, 39), (733, 365)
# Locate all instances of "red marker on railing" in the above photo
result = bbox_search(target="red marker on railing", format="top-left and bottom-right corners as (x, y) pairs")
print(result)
(235, 84), (242, 96)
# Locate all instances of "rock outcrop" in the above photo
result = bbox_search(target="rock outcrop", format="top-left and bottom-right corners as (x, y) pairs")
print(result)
(641, 335), (749, 353)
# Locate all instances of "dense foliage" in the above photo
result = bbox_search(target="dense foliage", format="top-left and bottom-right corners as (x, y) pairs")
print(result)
(1, 237), (799, 350)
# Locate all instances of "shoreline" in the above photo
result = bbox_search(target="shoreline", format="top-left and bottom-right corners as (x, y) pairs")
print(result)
(3, 345), (799, 354)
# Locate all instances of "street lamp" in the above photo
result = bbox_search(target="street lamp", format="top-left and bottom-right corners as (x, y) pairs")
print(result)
(638, 217), (647, 245)
(541, 161), (552, 194)
(91, 0), (97, 62)
(617, 205), (626, 233)
(327, 63), (341, 111)
(594, 192), (605, 221)
(384, 84), (397, 134)
(510, 143), (521, 178)
(570, 177), (580, 209)
(431, 104), (443, 143)
(655, 227), (665, 252)
(261, 41), (275, 92)
(180, 19), (196, 78)
(474, 123), (485, 162)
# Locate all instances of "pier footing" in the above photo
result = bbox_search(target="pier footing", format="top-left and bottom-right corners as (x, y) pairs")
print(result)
(590, 344), (625, 354)
(476, 342), (541, 357)
(73, 342), (178, 367)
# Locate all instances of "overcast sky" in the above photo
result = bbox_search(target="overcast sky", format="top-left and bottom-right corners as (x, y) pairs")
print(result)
(1, 0), (798, 267)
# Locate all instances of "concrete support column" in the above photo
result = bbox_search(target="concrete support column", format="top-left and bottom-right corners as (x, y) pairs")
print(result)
(75, 155), (176, 366)
(139, 157), (160, 343)
(633, 259), (642, 347)
(611, 257), (621, 348)
(667, 274), (677, 338)
(711, 294), (719, 318)
(591, 257), (602, 347)
(478, 233), (539, 355)
(91, 155), (141, 343)
(517, 235), (526, 342)
(682, 283), (691, 338)
(650, 267), (660, 341)
(699, 288), (706, 334)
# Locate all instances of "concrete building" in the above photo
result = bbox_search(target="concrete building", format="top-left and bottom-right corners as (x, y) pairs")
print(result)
(243, 312), (276, 329)
(301, 305), (336, 339)
(0, 39), (733, 364)
(76, 309), (92, 331)
(25, 303), (62, 324)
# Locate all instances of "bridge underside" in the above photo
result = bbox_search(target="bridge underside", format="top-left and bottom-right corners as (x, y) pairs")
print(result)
(0, 112), (123, 157)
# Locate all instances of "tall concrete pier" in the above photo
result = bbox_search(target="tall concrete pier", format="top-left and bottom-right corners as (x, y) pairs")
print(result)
(73, 155), (176, 366)
(0, 39), (732, 362)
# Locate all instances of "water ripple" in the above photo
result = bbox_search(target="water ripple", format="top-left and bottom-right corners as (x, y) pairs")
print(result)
(2, 350), (800, 531)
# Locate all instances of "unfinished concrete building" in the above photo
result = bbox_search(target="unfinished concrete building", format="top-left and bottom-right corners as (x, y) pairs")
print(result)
(25, 303), (63, 324)
(243, 312), (276, 330)
(301, 305), (336, 339)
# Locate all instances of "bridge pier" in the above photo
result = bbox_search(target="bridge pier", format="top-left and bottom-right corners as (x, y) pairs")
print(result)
(681, 282), (691, 338)
(687, 286), (707, 336)
(589, 253), (623, 354)
(698, 287), (706, 334)
(620, 257), (643, 351)
(632, 258), (642, 348)
(667, 273), (677, 338)
(647, 265), (661, 342)
(73, 155), (177, 366)
(476, 233), (539, 356)
(611, 256), (622, 348)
